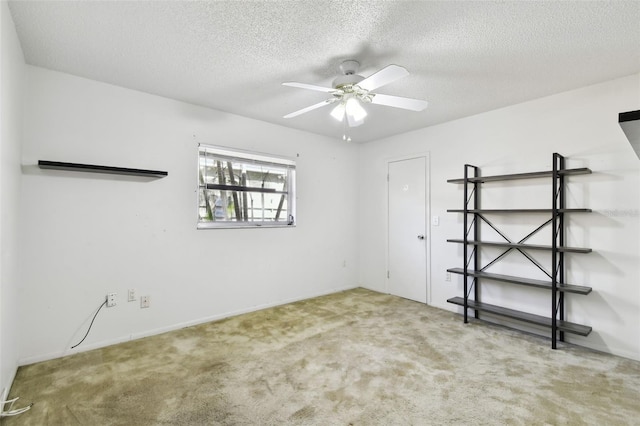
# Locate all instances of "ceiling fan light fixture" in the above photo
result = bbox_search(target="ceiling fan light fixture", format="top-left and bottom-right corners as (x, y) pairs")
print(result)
(345, 97), (367, 122)
(330, 102), (346, 121)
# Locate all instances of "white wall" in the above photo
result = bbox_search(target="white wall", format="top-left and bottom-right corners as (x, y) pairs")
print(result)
(19, 66), (359, 364)
(12, 53), (640, 367)
(0, 0), (25, 398)
(358, 74), (640, 360)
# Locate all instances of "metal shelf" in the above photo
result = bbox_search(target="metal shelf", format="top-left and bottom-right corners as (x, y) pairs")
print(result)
(447, 167), (591, 184)
(447, 239), (592, 253)
(447, 297), (592, 336)
(38, 160), (168, 178)
(447, 208), (592, 213)
(446, 268), (592, 295)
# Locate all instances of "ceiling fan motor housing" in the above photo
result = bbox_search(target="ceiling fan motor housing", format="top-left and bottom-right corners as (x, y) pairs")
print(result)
(333, 59), (365, 89)
(332, 74), (365, 89)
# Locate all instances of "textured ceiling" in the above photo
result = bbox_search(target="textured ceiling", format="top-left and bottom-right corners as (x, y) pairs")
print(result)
(8, 1), (640, 143)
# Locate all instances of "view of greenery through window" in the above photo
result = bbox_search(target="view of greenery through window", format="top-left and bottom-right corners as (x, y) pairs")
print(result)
(198, 145), (296, 228)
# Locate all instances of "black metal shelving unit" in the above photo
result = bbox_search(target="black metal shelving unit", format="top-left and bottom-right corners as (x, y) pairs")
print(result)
(446, 153), (592, 349)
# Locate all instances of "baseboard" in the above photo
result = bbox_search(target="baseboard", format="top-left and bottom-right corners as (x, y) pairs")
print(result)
(564, 335), (640, 362)
(442, 304), (640, 362)
(18, 285), (358, 366)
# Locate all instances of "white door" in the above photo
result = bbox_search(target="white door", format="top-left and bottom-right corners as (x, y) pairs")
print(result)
(388, 156), (427, 303)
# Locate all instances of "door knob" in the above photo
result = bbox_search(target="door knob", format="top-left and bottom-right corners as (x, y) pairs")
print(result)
(417, 235), (425, 240)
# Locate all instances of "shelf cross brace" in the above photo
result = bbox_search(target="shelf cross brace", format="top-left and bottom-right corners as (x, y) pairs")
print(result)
(476, 214), (552, 279)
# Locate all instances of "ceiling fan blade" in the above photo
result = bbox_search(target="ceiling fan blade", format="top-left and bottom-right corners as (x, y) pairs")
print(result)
(370, 93), (428, 111)
(358, 65), (409, 91)
(282, 82), (336, 93)
(283, 99), (333, 119)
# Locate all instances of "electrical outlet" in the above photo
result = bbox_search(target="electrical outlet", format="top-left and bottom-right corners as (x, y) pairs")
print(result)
(128, 288), (136, 302)
(140, 295), (150, 308)
(432, 215), (439, 226)
(446, 271), (451, 282)
(107, 293), (117, 307)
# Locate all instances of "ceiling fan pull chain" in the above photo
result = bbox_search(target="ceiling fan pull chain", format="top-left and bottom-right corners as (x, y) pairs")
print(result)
(342, 117), (351, 142)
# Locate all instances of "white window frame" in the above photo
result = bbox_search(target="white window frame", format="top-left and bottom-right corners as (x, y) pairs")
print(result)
(197, 144), (296, 229)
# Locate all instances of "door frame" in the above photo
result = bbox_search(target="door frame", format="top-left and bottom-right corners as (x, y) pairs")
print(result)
(385, 152), (431, 304)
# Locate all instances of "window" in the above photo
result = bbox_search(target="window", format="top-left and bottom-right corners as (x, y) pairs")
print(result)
(198, 144), (296, 229)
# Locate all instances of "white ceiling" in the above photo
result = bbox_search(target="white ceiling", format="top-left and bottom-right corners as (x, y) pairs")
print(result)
(8, 1), (640, 143)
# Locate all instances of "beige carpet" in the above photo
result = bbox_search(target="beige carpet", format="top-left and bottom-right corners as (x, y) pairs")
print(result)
(3, 288), (640, 425)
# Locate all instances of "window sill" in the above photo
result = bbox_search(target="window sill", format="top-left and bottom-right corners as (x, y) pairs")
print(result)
(197, 223), (296, 230)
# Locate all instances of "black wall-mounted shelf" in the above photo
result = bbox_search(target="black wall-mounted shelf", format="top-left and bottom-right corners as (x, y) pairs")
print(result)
(619, 109), (640, 160)
(446, 153), (593, 349)
(619, 110), (640, 123)
(38, 160), (168, 178)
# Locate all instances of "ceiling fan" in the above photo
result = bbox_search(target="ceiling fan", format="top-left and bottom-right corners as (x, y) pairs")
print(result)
(282, 60), (428, 127)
